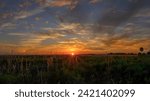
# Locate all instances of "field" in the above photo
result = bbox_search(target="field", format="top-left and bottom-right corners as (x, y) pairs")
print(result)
(0, 55), (150, 84)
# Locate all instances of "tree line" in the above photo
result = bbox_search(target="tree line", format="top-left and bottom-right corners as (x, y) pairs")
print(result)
(139, 47), (150, 55)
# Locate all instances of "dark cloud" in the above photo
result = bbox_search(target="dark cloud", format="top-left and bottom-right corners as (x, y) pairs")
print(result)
(80, 0), (149, 37)
(59, 0), (149, 36)
(101, 34), (130, 46)
(85, 46), (105, 51)
(99, 0), (146, 26)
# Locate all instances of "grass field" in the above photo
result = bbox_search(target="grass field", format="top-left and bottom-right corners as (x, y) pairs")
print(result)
(0, 55), (150, 84)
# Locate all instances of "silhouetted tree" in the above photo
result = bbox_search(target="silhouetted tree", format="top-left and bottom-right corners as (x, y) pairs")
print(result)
(140, 47), (144, 53)
(147, 51), (150, 55)
(138, 47), (145, 55)
(138, 52), (141, 55)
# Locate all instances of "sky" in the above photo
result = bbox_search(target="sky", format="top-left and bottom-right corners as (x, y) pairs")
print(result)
(0, 0), (150, 55)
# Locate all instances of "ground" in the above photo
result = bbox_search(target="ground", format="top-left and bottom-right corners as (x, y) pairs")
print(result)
(0, 55), (150, 84)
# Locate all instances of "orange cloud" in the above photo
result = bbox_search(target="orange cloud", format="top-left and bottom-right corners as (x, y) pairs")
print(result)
(47, 0), (79, 10)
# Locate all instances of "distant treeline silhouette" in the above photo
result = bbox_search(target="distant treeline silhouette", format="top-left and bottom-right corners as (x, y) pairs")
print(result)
(108, 47), (150, 55)
(138, 47), (150, 55)
(108, 53), (136, 55)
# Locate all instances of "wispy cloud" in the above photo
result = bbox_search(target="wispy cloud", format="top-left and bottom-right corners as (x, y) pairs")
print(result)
(47, 0), (79, 10)
(0, 23), (16, 30)
(134, 8), (150, 17)
(43, 23), (92, 35)
(18, 32), (65, 47)
(14, 8), (45, 20)
(0, 0), (150, 54)
(8, 32), (29, 36)
(89, 0), (103, 4)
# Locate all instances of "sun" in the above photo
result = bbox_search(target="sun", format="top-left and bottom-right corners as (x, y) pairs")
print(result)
(68, 47), (77, 56)
(71, 52), (75, 56)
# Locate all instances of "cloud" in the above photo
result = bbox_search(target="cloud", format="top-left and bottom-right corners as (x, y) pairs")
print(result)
(0, 1), (5, 8)
(43, 23), (92, 35)
(99, 0), (146, 26)
(8, 33), (29, 36)
(0, 23), (16, 30)
(0, 42), (25, 54)
(18, 32), (65, 47)
(14, 7), (45, 20)
(48, 0), (73, 7)
(89, 0), (103, 4)
(134, 8), (150, 17)
(18, 1), (32, 8)
(67, 0), (146, 35)
(58, 37), (85, 45)
(47, 0), (79, 10)
(0, 1), (40, 21)
(0, 0), (150, 54)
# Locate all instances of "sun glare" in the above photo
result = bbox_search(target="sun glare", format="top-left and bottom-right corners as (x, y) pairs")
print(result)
(71, 52), (75, 56)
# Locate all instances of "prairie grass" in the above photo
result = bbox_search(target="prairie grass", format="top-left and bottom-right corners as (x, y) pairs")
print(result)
(0, 55), (150, 84)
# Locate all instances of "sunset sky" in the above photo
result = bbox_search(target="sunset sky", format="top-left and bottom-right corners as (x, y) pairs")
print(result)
(0, 0), (150, 55)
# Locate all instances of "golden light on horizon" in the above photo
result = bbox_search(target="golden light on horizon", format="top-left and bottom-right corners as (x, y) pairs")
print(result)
(69, 47), (76, 52)
(71, 52), (75, 56)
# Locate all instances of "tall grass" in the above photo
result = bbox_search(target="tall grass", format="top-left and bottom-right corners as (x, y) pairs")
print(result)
(0, 55), (150, 84)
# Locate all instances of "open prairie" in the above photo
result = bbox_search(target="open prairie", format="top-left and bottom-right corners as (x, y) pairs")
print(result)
(0, 55), (150, 84)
